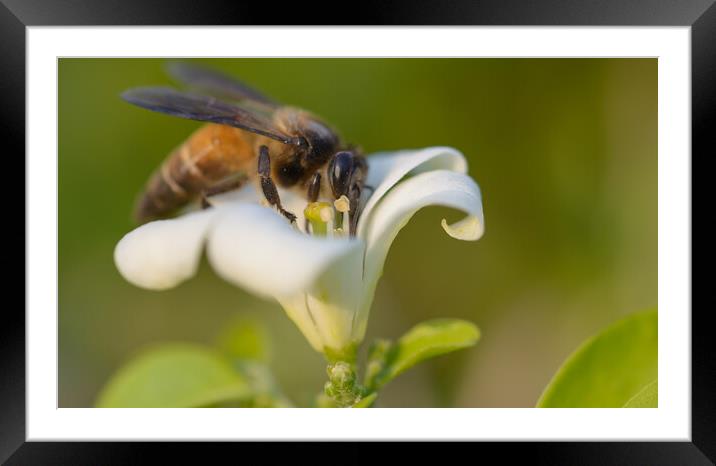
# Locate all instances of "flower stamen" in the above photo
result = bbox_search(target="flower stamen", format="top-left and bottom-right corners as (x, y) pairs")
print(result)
(304, 201), (333, 236)
(334, 195), (350, 232)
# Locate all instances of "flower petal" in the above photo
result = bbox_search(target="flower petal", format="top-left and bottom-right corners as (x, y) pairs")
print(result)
(209, 183), (311, 234)
(352, 169), (484, 341)
(114, 209), (218, 290)
(276, 243), (364, 352)
(206, 203), (363, 298)
(275, 294), (325, 352)
(205, 183), (260, 206)
(358, 146), (468, 237)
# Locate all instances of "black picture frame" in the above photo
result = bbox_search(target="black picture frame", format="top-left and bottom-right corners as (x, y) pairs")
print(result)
(4, 0), (713, 462)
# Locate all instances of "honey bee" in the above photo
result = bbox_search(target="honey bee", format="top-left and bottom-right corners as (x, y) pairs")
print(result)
(122, 63), (368, 235)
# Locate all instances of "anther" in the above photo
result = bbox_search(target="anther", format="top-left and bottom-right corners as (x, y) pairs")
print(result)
(333, 195), (350, 233)
(319, 205), (334, 223)
(334, 195), (350, 213)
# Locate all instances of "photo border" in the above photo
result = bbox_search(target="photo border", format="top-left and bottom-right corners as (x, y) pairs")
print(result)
(6, 0), (713, 462)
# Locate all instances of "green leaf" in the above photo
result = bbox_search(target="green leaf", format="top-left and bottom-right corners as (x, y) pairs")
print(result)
(624, 380), (658, 408)
(233, 360), (294, 407)
(214, 317), (271, 363)
(537, 309), (657, 408)
(96, 343), (252, 407)
(370, 319), (480, 390)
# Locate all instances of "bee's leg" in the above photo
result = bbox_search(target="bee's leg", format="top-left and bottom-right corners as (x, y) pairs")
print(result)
(344, 181), (376, 236)
(348, 184), (363, 236)
(200, 175), (248, 209)
(258, 145), (297, 224)
(304, 172), (322, 232)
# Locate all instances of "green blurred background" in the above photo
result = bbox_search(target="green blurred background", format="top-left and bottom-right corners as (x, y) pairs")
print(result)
(59, 58), (657, 407)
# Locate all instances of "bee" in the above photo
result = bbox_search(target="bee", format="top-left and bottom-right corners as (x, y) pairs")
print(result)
(121, 63), (368, 235)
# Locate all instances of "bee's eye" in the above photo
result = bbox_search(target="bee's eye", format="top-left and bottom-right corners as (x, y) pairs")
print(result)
(328, 151), (354, 198)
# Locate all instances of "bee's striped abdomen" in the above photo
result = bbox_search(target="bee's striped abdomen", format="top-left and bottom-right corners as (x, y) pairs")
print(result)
(133, 123), (255, 223)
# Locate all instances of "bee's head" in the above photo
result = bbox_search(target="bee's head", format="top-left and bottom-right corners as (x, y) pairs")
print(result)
(301, 120), (339, 167)
(327, 150), (367, 200)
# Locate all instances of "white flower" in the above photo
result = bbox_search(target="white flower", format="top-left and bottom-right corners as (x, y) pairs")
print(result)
(114, 147), (485, 355)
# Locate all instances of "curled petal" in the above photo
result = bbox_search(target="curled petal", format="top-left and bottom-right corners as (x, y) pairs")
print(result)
(114, 209), (218, 290)
(352, 170), (484, 341)
(206, 203), (364, 298)
(359, 147), (468, 237)
(441, 216), (483, 241)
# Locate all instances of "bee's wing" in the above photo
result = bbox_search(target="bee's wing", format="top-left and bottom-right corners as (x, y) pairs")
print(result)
(166, 62), (278, 107)
(121, 87), (301, 145)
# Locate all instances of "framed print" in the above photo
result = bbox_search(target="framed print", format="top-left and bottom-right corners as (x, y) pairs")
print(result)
(5, 0), (714, 462)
